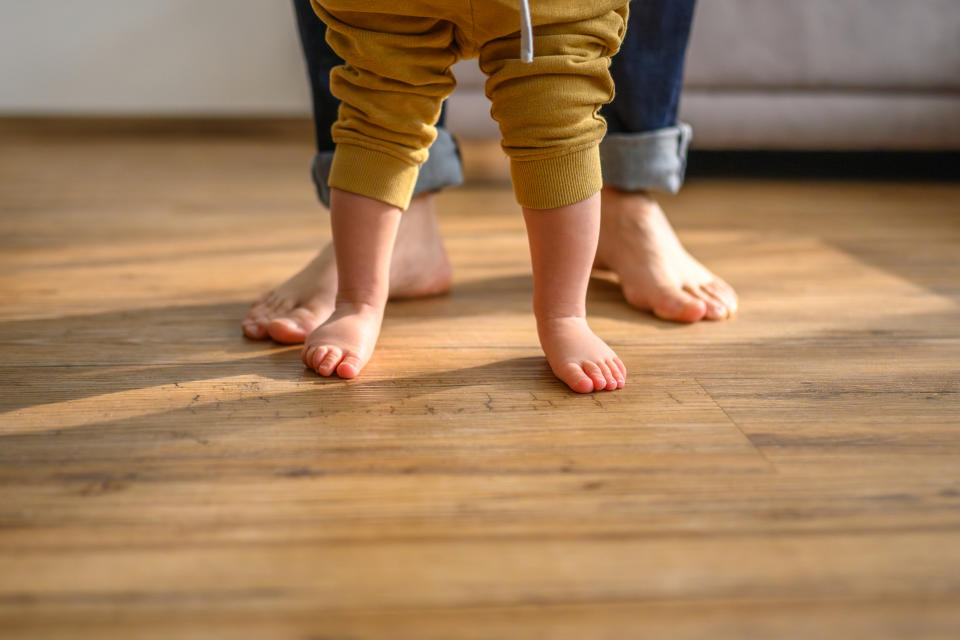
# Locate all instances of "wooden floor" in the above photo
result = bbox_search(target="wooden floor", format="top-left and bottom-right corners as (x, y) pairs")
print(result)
(1, 120), (959, 639)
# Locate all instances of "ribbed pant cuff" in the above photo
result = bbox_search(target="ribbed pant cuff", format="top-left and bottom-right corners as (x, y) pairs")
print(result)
(511, 145), (603, 210)
(599, 123), (692, 194)
(327, 144), (419, 210)
(312, 128), (463, 210)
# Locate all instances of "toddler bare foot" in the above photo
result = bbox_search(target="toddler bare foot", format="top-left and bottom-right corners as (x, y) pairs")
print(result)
(243, 193), (451, 344)
(596, 187), (738, 322)
(538, 316), (626, 393)
(301, 301), (384, 378)
(522, 193), (625, 394)
(298, 188), (402, 380)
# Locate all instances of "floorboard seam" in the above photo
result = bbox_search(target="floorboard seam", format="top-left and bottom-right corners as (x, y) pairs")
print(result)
(693, 376), (778, 473)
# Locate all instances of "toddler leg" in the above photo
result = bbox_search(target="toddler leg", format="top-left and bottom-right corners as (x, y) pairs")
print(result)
(479, 5), (629, 392)
(298, 5), (461, 377)
(301, 189), (401, 378)
(524, 193), (626, 393)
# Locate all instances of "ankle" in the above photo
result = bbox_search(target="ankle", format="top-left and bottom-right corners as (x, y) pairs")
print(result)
(535, 310), (587, 327)
(602, 185), (655, 201)
(602, 187), (661, 220)
(333, 298), (385, 317)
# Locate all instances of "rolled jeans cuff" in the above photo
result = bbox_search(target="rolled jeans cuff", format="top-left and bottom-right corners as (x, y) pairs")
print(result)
(599, 123), (692, 194)
(310, 127), (464, 209)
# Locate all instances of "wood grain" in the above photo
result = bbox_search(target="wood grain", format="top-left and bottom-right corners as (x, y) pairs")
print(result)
(1, 118), (959, 639)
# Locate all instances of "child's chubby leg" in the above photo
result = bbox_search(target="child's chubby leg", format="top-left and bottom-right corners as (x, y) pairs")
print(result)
(475, 3), (629, 392)
(296, 4), (462, 376)
(301, 188), (401, 379)
(524, 192), (626, 393)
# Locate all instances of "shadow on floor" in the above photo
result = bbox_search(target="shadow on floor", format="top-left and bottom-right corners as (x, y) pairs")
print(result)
(0, 354), (616, 469)
(0, 273), (685, 414)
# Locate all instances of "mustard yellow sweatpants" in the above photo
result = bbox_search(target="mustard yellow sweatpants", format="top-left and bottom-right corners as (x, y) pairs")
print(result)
(311, 0), (629, 211)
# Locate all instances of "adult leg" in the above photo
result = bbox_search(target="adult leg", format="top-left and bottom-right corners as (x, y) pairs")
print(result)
(242, 0), (458, 344)
(596, 0), (739, 322)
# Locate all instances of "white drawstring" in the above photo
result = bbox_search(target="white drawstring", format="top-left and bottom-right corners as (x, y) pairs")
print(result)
(519, 0), (533, 62)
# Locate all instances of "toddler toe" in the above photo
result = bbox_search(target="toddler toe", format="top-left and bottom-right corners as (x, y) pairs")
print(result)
(312, 346), (330, 371)
(317, 347), (342, 376)
(556, 363), (595, 394)
(581, 361), (606, 391)
(607, 358), (625, 388)
(336, 352), (364, 379)
(612, 357), (627, 379)
(301, 345), (317, 368)
(597, 361), (617, 391)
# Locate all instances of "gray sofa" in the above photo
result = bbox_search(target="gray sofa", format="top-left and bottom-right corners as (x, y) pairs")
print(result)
(445, 0), (960, 150)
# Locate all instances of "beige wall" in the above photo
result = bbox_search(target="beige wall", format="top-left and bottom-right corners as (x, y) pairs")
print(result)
(0, 1), (311, 114)
(3, 1), (956, 149)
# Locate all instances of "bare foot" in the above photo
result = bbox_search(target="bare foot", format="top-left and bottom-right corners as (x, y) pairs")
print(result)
(242, 193), (452, 344)
(243, 244), (338, 343)
(521, 193), (625, 394)
(596, 187), (739, 323)
(301, 302), (383, 379)
(300, 188), (401, 380)
(538, 317), (626, 393)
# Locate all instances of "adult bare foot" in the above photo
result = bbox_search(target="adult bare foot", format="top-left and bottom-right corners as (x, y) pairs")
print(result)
(596, 187), (739, 323)
(242, 193), (452, 344)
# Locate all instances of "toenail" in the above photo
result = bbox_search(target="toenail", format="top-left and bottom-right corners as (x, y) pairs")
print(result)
(664, 299), (684, 312)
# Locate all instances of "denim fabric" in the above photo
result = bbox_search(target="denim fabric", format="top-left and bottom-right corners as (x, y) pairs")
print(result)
(309, 129), (463, 210)
(293, 0), (695, 202)
(293, 0), (462, 208)
(600, 124), (692, 194)
(604, 0), (696, 135)
(601, 0), (696, 193)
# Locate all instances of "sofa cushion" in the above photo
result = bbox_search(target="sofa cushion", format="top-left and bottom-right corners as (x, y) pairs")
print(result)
(685, 0), (960, 90)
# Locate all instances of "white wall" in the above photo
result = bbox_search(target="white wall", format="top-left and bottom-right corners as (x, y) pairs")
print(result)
(0, 0), (311, 114)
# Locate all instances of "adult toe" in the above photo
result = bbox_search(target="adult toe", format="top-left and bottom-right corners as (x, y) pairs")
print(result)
(707, 279), (739, 316)
(693, 284), (730, 320)
(268, 307), (323, 344)
(268, 318), (307, 344)
(648, 286), (708, 323)
(242, 320), (268, 340)
(242, 307), (271, 339)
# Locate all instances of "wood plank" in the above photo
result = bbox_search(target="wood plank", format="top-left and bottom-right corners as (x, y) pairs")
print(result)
(1, 118), (958, 638)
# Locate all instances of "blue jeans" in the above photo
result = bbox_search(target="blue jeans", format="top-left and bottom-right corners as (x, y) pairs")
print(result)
(293, 0), (696, 206)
